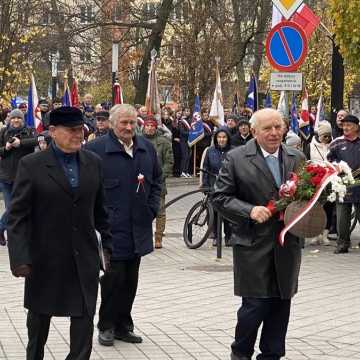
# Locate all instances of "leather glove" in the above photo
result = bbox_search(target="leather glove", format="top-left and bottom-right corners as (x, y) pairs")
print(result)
(12, 264), (31, 278)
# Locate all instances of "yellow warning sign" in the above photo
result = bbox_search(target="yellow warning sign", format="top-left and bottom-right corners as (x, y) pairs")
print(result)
(272, 0), (303, 19)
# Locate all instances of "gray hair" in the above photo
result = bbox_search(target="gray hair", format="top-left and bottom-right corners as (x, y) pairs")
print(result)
(109, 104), (137, 126)
(251, 108), (282, 129)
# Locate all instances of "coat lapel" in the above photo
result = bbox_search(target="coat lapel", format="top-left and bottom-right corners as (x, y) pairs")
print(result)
(44, 148), (73, 197)
(281, 144), (297, 181)
(246, 140), (279, 190)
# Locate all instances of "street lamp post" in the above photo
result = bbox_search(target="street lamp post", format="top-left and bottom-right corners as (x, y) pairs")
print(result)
(51, 51), (60, 101)
(112, 42), (119, 105)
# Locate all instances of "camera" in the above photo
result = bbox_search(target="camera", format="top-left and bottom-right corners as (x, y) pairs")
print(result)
(8, 137), (15, 144)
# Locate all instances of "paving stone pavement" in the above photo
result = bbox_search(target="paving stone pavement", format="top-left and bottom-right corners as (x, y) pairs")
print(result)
(0, 184), (360, 359)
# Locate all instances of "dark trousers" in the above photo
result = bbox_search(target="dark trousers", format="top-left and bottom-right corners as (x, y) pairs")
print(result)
(26, 310), (93, 360)
(213, 211), (232, 240)
(232, 297), (291, 360)
(323, 201), (335, 230)
(98, 257), (141, 333)
(180, 140), (190, 174)
(172, 141), (181, 176)
(336, 202), (353, 249)
(0, 181), (13, 232)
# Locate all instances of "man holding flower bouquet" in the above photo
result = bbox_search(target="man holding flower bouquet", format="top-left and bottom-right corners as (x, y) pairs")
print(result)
(212, 109), (305, 360)
(327, 114), (360, 254)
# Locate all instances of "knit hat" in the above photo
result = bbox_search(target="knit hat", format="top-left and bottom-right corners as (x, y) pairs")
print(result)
(341, 114), (359, 125)
(143, 115), (158, 128)
(9, 109), (24, 121)
(317, 121), (332, 136)
(285, 131), (301, 147)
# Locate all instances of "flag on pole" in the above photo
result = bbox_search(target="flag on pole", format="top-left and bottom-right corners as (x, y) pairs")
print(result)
(291, 4), (320, 40)
(71, 79), (80, 107)
(209, 58), (225, 126)
(277, 91), (288, 120)
(113, 80), (123, 105)
(245, 74), (258, 113)
(299, 87), (311, 138)
(264, 89), (272, 108)
(188, 95), (204, 147)
(145, 49), (161, 125)
(290, 93), (299, 134)
(314, 91), (325, 132)
(62, 76), (72, 107)
(10, 97), (17, 109)
(232, 93), (239, 114)
(27, 74), (44, 133)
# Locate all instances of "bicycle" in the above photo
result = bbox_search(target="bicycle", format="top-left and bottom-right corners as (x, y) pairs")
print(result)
(164, 168), (216, 249)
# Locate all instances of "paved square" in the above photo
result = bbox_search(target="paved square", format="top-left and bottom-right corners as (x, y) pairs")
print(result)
(0, 184), (360, 359)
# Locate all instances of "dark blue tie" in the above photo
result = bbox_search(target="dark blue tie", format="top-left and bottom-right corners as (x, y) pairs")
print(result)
(265, 155), (281, 187)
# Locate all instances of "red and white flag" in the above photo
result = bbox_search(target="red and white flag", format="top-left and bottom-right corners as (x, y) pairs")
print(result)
(71, 79), (80, 108)
(145, 51), (161, 124)
(300, 88), (309, 123)
(291, 4), (321, 40)
(113, 81), (123, 105)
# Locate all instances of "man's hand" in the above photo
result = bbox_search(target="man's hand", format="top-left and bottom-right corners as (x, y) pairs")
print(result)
(250, 206), (272, 224)
(5, 141), (12, 150)
(11, 137), (20, 148)
(12, 264), (31, 278)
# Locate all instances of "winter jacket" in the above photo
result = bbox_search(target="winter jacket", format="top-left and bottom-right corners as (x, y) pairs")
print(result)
(0, 126), (37, 183)
(202, 128), (232, 189)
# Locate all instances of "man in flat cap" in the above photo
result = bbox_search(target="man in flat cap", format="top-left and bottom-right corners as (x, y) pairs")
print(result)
(327, 114), (360, 254)
(7, 106), (112, 360)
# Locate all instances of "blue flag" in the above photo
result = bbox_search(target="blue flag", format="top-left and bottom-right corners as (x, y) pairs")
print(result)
(245, 74), (258, 112)
(290, 93), (299, 134)
(188, 95), (204, 147)
(11, 97), (17, 109)
(264, 89), (272, 108)
(62, 85), (72, 107)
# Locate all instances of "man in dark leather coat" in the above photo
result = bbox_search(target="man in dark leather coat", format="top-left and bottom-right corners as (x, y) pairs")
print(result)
(212, 108), (305, 360)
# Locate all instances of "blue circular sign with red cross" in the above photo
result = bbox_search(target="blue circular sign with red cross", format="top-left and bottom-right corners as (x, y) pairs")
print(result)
(266, 21), (308, 72)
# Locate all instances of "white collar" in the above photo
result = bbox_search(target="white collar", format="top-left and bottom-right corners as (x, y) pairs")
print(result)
(259, 146), (279, 158)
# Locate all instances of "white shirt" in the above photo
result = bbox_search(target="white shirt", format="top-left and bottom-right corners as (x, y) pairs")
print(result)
(259, 146), (279, 159)
(118, 139), (134, 158)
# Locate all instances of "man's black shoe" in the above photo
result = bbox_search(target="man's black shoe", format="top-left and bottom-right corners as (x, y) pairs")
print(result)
(230, 352), (251, 360)
(114, 330), (143, 343)
(334, 247), (348, 254)
(98, 329), (114, 346)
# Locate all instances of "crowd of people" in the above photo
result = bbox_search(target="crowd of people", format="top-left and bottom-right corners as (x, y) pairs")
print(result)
(0, 93), (359, 360)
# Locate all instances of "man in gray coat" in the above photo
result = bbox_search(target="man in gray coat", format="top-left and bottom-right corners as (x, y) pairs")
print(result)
(212, 109), (305, 360)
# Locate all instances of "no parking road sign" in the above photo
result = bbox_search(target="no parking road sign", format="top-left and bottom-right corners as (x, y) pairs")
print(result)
(266, 21), (308, 72)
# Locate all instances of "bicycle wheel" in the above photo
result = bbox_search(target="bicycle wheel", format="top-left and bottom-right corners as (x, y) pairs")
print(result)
(183, 200), (214, 249)
(350, 205), (360, 234)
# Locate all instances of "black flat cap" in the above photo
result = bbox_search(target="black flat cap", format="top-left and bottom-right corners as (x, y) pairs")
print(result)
(49, 106), (84, 127)
(95, 111), (110, 119)
(341, 114), (359, 125)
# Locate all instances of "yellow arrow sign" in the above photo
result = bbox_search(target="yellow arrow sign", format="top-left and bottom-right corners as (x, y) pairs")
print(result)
(272, 0), (304, 19)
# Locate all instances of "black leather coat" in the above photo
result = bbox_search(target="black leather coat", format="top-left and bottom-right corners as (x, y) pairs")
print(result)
(212, 139), (305, 299)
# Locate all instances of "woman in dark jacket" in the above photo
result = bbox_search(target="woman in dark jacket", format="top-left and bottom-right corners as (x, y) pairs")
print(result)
(0, 109), (37, 245)
(202, 127), (232, 246)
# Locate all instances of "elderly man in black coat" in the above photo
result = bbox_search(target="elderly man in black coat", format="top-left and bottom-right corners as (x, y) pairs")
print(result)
(86, 104), (162, 347)
(7, 107), (112, 360)
(212, 108), (305, 360)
